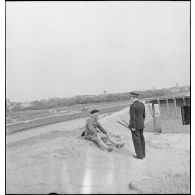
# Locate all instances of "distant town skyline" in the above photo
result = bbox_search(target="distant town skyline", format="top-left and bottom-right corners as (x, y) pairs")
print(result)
(6, 83), (190, 103)
(6, 2), (190, 102)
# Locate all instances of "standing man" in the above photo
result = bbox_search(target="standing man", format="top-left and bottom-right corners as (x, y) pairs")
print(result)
(129, 92), (146, 159)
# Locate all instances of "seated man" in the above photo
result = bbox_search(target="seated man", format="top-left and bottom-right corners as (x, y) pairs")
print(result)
(83, 109), (125, 152)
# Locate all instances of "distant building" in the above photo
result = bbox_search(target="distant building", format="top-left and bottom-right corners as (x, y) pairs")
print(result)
(6, 99), (10, 111)
(82, 95), (96, 98)
(6, 99), (10, 107)
(148, 92), (190, 133)
(20, 102), (33, 108)
(170, 83), (181, 94)
(40, 99), (47, 103)
(6, 99), (15, 111)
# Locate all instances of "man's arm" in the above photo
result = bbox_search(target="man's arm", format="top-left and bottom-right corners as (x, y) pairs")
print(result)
(129, 104), (136, 130)
(97, 121), (108, 135)
(143, 104), (146, 121)
(86, 119), (98, 135)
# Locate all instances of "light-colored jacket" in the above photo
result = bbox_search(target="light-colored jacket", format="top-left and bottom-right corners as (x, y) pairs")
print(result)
(85, 117), (108, 136)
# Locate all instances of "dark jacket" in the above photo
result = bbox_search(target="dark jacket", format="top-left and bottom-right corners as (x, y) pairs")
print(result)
(129, 100), (146, 130)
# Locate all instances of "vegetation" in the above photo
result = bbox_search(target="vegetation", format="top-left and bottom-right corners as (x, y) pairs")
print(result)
(6, 85), (190, 112)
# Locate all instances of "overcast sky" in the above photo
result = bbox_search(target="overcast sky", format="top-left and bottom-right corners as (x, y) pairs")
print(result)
(6, 1), (190, 102)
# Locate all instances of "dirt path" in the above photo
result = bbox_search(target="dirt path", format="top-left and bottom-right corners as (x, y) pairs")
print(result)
(6, 108), (190, 194)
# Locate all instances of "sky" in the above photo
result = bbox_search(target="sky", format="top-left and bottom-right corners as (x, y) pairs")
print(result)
(6, 1), (190, 102)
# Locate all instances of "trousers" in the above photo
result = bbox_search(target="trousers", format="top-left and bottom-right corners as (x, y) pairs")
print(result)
(84, 133), (110, 150)
(131, 129), (145, 158)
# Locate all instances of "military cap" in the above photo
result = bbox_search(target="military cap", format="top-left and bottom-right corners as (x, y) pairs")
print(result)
(129, 92), (140, 97)
(90, 109), (100, 114)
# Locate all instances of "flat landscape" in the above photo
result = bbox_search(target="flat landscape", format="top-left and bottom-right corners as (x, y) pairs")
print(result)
(6, 100), (130, 134)
(5, 2), (190, 194)
(6, 105), (190, 194)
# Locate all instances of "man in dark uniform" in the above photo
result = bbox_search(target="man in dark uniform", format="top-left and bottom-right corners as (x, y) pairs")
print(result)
(129, 92), (146, 159)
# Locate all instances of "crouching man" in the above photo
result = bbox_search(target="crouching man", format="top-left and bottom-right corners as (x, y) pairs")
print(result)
(83, 109), (125, 152)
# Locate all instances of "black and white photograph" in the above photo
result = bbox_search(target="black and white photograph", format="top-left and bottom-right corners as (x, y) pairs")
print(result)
(5, 1), (190, 194)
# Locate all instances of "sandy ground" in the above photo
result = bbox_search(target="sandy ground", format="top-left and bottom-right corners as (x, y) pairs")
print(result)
(6, 107), (190, 194)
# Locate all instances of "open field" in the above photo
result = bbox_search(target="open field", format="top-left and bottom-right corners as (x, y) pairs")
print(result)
(6, 106), (190, 194)
(6, 100), (130, 135)
(6, 100), (130, 124)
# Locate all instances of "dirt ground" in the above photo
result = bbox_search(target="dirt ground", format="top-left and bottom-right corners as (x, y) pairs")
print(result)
(6, 107), (190, 194)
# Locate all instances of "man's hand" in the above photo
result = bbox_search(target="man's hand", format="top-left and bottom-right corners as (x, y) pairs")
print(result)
(128, 124), (135, 131)
(131, 128), (136, 131)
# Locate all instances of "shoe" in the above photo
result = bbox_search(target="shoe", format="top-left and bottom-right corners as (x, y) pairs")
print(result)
(133, 155), (143, 160)
(116, 143), (125, 149)
(108, 147), (113, 152)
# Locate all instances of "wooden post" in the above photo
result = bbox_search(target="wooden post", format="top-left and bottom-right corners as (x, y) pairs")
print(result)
(183, 96), (186, 106)
(152, 103), (156, 132)
(157, 99), (162, 133)
(166, 98), (169, 117)
(157, 99), (161, 117)
(173, 97), (177, 117)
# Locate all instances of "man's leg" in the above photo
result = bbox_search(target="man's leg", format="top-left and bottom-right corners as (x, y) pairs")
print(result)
(99, 133), (125, 148)
(131, 129), (144, 159)
(89, 135), (111, 151)
(100, 134), (117, 145)
(140, 129), (145, 157)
